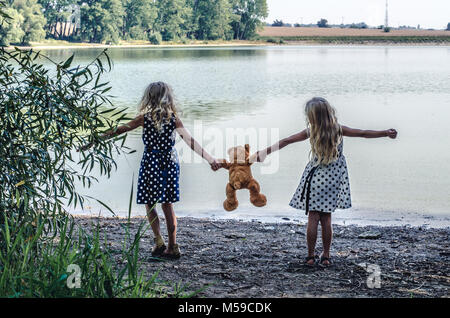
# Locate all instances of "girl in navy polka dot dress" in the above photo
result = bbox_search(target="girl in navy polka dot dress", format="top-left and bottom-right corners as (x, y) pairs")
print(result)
(252, 97), (397, 267)
(85, 82), (221, 259)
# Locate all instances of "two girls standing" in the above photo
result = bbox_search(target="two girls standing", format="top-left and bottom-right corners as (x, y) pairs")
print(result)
(87, 83), (397, 264)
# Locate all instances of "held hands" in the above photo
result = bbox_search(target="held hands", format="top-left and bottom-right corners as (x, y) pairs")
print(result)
(209, 158), (222, 171)
(386, 129), (398, 139)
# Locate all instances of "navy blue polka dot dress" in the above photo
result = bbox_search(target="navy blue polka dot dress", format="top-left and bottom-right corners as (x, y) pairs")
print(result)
(136, 114), (180, 207)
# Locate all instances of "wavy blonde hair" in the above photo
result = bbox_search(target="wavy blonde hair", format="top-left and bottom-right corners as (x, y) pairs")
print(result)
(305, 97), (343, 166)
(138, 82), (178, 131)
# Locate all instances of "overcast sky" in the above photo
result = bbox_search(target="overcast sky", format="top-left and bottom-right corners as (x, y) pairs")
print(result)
(266, 0), (450, 29)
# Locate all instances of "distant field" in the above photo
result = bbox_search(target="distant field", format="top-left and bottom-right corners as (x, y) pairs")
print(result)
(259, 26), (450, 37)
(258, 27), (450, 44)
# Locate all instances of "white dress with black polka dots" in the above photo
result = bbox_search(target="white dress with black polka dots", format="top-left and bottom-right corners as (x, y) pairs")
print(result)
(289, 135), (351, 214)
(136, 115), (180, 207)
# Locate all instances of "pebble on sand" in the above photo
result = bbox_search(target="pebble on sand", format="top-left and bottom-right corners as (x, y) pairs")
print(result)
(358, 231), (382, 239)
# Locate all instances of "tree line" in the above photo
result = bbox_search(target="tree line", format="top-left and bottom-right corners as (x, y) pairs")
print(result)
(0, 0), (268, 46)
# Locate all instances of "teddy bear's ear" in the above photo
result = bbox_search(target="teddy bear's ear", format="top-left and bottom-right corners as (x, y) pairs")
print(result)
(245, 144), (250, 152)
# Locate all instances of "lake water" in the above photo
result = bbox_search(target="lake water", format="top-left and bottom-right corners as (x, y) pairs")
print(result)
(40, 45), (450, 227)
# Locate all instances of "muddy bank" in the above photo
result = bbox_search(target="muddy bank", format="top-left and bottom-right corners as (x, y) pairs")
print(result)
(75, 216), (449, 298)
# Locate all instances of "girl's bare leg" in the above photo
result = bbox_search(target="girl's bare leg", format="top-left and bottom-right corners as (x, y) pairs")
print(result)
(161, 203), (177, 251)
(319, 212), (332, 265)
(306, 211), (320, 265)
(145, 204), (161, 237)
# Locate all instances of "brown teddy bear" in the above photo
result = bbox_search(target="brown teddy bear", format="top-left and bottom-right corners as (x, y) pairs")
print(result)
(219, 144), (267, 211)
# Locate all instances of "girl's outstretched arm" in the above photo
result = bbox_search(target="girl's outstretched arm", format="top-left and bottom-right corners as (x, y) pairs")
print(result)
(79, 115), (144, 151)
(103, 115), (144, 139)
(250, 129), (309, 163)
(175, 117), (221, 171)
(342, 126), (398, 139)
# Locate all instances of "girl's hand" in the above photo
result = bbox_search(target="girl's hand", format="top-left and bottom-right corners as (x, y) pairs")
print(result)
(210, 159), (222, 171)
(386, 129), (398, 139)
(249, 153), (257, 163)
(250, 151), (266, 163)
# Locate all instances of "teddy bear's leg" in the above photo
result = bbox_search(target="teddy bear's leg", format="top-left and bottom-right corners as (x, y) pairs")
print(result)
(248, 179), (267, 208)
(223, 183), (239, 211)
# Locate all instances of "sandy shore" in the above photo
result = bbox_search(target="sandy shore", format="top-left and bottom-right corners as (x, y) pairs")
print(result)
(75, 216), (449, 298)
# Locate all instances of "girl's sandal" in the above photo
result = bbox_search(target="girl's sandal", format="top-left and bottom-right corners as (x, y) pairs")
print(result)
(304, 256), (316, 267)
(319, 256), (332, 268)
(151, 236), (166, 257)
(161, 244), (181, 260)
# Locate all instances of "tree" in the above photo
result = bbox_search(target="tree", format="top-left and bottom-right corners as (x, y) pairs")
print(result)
(349, 22), (368, 29)
(193, 0), (232, 40)
(155, 0), (192, 41)
(317, 18), (328, 28)
(38, 0), (73, 39)
(0, 1), (181, 298)
(272, 19), (283, 27)
(447, 23), (450, 31)
(122, 0), (157, 40)
(0, 6), (25, 45)
(0, 47), (123, 228)
(0, 35), (128, 295)
(4, 0), (271, 44)
(79, 0), (124, 43)
(230, 0), (268, 40)
(5, 0), (46, 44)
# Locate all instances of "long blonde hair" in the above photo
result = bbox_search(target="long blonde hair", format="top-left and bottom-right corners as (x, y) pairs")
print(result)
(138, 82), (178, 131)
(305, 97), (343, 166)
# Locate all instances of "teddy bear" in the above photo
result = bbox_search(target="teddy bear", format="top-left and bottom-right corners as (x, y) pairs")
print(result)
(219, 144), (267, 211)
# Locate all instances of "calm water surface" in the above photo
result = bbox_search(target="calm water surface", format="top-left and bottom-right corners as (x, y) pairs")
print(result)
(40, 46), (450, 226)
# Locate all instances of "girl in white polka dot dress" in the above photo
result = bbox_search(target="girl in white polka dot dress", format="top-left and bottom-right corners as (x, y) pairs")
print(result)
(252, 97), (397, 267)
(85, 82), (221, 259)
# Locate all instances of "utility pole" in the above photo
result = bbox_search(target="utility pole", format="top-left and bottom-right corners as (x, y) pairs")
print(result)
(385, 0), (389, 29)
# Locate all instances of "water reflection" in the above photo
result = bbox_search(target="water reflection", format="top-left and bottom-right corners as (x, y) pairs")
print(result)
(180, 100), (260, 122)
(35, 46), (450, 222)
(39, 46), (268, 64)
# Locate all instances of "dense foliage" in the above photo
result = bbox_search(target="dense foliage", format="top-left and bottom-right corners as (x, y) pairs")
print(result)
(0, 0), (268, 45)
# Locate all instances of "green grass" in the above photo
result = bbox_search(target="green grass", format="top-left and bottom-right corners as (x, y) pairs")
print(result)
(0, 212), (186, 297)
(0, 180), (203, 298)
(0, 211), (205, 298)
(0, 183), (201, 298)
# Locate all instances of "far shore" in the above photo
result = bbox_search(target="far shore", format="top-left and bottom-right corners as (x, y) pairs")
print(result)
(260, 26), (450, 37)
(5, 26), (449, 50)
(6, 40), (268, 50)
(8, 41), (450, 51)
(7, 37), (450, 51)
